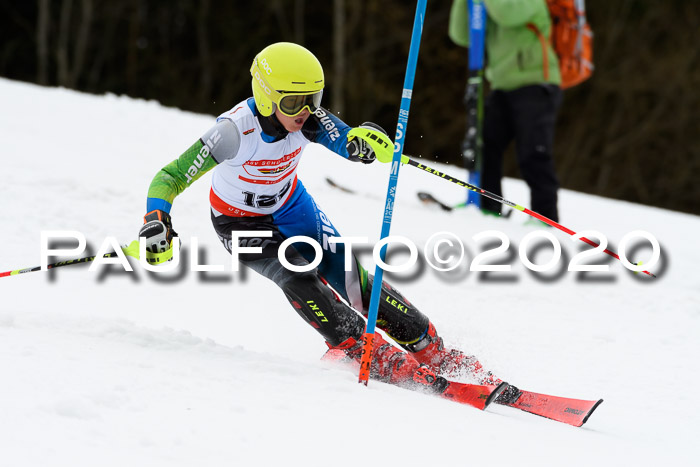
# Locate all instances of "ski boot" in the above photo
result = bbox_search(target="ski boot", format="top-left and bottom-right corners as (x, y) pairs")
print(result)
(407, 322), (491, 380)
(323, 332), (509, 409)
(407, 321), (521, 403)
(323, 332), (448, 393)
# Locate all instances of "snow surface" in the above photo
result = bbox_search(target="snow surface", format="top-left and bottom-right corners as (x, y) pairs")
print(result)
(1, 77), (698, 466)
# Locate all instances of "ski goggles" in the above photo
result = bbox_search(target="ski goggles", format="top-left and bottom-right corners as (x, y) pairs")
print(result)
(277, 91), (323, 117)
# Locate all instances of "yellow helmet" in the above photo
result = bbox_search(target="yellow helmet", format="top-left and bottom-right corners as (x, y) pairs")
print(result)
(250, 42), (325, 117)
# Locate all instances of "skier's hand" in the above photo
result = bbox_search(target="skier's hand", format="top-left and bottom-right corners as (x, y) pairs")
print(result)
(139, 209), (178, 254)
(346, 122), (391, 164)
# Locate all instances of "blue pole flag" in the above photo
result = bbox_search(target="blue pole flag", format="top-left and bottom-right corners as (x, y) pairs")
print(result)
(465, 0), (486, 208)
(468, 0), (486, 71)
(358, 0), (428, 384)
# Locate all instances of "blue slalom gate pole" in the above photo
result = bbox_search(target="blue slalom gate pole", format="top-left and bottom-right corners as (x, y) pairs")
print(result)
(464, 0), (486, 208)
(359, 0), (428, 385)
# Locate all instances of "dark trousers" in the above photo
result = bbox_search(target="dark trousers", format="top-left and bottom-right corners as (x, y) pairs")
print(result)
(211, 211), (429, 347)
(481, 84), (562, 222)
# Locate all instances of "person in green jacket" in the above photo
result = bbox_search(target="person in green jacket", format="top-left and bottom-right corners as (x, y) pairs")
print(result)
(449, 0), (563, 222)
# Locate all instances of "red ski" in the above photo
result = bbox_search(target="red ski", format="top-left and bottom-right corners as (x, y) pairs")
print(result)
(322, 348), (506, 410)
(442, 380), (507, 410)
(498, 390), (603, 427)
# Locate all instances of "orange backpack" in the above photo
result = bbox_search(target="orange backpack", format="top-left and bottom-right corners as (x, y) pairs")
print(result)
(529, 0), (594, 89)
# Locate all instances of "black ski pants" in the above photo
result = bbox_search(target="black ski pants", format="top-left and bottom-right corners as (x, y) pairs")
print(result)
(481, 84), (562, 222)
(211, 211), (429, 348)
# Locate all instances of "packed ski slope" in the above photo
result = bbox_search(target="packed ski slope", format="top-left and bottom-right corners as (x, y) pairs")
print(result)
(1, 78), (698, 466)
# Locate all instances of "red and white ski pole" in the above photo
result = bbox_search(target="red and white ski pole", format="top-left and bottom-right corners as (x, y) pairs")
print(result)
(401, 155), (657, 278)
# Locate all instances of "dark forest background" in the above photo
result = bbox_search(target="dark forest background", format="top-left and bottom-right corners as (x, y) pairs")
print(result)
(1, 0), (698, 215)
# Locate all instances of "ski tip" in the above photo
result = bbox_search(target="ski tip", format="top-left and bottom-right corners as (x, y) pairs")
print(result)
(580, 398), (604, 427)
(484, 382), (509, 410)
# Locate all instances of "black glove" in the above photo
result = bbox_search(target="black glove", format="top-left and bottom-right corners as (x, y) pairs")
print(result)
(139, 209), (178, 253)
(346, 122), (388, 164)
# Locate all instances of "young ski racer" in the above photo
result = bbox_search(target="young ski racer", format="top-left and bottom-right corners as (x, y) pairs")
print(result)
(138, 42), (520, 404)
